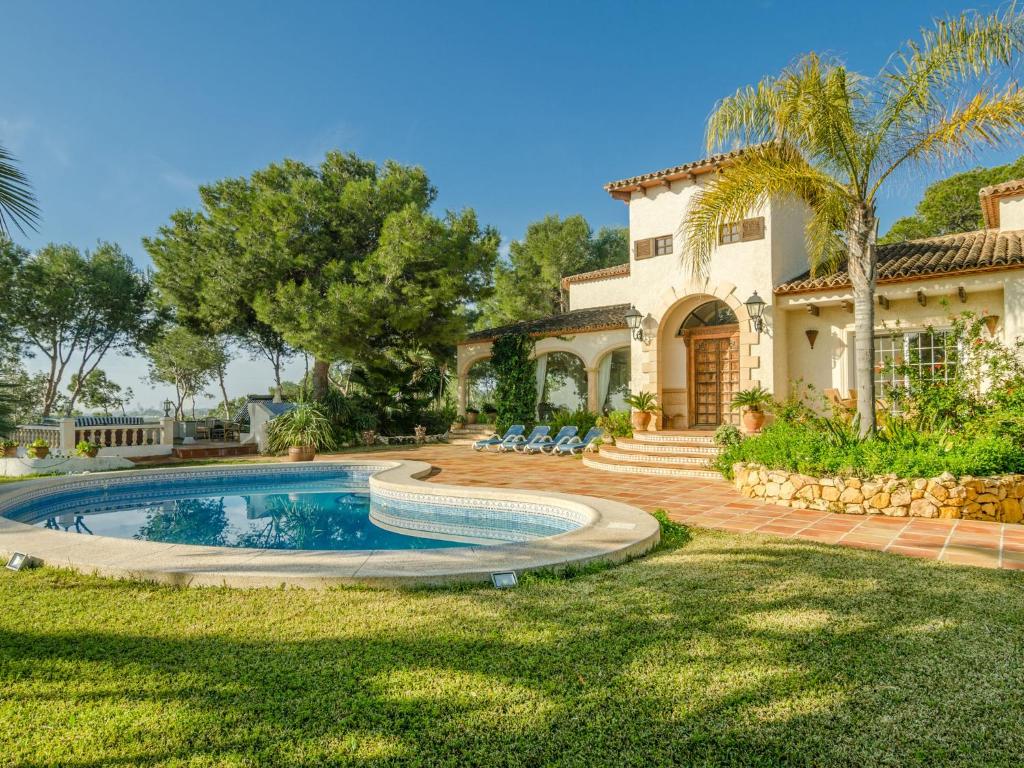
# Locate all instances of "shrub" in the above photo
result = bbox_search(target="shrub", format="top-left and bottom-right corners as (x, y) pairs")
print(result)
(597, 410), (632, 439)
(548, 408), (598, 435)
(266, 403), (336, 454)
(713, 424), (742, 448)
(624, 391), (660, 414)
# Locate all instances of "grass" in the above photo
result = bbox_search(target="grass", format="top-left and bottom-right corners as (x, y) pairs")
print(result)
(2, 526), (1023, 766)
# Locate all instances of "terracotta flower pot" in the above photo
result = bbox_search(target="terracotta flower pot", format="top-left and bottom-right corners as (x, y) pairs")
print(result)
(29, 447), (49, 460)
(84, 448), (99, 459)
(630, 410), (651, 431)
(742, 409), (766, 433)
(466, 411), (478, 425)
(288, 445), (315, 462)
(2, 447), (16, 458)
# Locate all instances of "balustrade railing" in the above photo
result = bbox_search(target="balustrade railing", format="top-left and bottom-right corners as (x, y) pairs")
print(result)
(7, 417), (174, 457)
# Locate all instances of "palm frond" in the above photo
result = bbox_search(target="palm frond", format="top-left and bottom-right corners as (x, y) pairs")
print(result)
(0, 143), (39, 237)
(871, 5), (1024, 180)
(886, 86), (1024, 175)
(682, 143), (850, 278)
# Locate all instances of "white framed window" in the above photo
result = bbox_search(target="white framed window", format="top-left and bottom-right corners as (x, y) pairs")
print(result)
(873, 329), (959, 396)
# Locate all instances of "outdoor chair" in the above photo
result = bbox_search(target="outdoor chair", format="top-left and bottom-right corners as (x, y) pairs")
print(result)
(552, 427), (604, 456)
(473, 425), (524, 452)
(525, 425), (578, 454)
(501, 425), (550, 453)
(512, 425), (554, 453)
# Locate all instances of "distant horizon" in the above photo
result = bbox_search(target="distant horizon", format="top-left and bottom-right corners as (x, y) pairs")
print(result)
(6, 0), (1020, 406)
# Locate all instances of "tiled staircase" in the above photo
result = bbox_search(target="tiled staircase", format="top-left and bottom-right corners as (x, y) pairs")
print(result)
(447, 425), (496, 446)
(583, 430), (723, 479)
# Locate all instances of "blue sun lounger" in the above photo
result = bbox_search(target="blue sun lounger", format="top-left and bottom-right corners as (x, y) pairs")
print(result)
(524, 425), (578, 454)
(552, 427), (604, 456)
(512, 425), (555, 453)
(473, 425), (524, 451)
(503, 425), (550, 453)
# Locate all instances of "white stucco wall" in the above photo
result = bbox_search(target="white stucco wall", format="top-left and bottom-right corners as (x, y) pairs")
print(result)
(780, 275), (1011, 398)
(998, 195), (1024, 231)
(569, 275), (631, 310)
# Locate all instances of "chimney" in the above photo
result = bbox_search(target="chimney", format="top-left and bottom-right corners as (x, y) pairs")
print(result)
(979, 179), (1024, 231)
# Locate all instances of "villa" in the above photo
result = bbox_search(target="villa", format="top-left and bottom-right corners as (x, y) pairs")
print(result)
(457, 148), (1024, 439)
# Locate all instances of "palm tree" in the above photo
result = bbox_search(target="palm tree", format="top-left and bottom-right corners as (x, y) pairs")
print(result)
(683, 8), (1024, 435)
(0, 141), (39, 237)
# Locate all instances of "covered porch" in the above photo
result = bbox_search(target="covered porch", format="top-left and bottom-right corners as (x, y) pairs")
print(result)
(456, 305), (632, 418)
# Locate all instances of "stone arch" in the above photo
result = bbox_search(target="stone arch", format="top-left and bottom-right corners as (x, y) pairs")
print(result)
(638, 280), (759, 430)
(593, 345), (631, 413)
(535, 349), (588, 418)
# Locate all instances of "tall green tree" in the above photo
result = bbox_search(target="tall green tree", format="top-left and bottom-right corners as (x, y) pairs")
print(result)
(0, 141), (39, 237)
(881, 156), (1024, 243)
(683, 8), (1024, 435)
(145, 151), (497, 400)
(146, 327), (225, 419)
(479, 216), (627, 328)
(0, 239), (155, 416)
(67, 369), (133, 416)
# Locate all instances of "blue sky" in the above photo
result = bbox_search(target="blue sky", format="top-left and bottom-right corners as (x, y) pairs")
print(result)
(4, 0), (1020, 408)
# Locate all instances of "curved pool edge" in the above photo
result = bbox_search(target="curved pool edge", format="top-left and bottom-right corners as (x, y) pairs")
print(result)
(0, 460), (660, 589)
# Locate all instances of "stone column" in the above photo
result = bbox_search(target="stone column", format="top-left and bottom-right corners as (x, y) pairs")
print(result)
(457, 372), (468, 417)
(59, 418), (76, 454)
(159, 417), (175, 446)
(586, 367), (600, 413)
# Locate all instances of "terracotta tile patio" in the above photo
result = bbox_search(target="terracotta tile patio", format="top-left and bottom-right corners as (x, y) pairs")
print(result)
(327, 444), (1020, 571)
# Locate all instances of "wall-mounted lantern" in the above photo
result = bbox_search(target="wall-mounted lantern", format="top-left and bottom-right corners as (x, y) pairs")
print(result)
(744, 291), (767, 333)
(805, 329), (819, 349)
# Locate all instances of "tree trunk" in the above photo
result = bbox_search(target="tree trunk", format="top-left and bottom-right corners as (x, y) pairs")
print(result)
(311, 359), (330, 401)
(847, 204), (878, 437)
(217, 368), (231, 419)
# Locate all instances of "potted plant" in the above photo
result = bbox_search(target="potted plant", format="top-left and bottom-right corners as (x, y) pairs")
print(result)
(266, 403), (336, 462)
(731, 385), (773, 433)
(465, 407), (479, 425)
(26, 438), (50, 460)
(481, 402), (497, 423)
(75, 439), (102, 459)
(624, 391), (661, 431)
(452, 414), (466, 430)
(0, 439), (17, 458)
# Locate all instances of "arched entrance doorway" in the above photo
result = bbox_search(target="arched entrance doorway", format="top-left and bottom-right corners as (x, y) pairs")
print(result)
(678, 300), (740, 428)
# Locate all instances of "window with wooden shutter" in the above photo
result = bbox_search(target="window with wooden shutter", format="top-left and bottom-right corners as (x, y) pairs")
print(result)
(741, 217), (765, 241)
(654, 235), (673, 256)
(634, 238), (654, 260)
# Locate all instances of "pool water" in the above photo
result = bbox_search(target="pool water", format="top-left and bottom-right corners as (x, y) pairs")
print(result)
(1, 468), (582, 551)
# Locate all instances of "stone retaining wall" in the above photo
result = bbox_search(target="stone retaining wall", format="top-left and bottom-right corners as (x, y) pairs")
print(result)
(733, 463), (1024, 524)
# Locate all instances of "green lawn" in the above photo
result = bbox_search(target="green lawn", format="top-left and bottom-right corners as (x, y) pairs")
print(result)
(2, 526), (1023, 767)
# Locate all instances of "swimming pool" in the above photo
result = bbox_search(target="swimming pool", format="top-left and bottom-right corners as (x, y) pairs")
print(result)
(0, 461), (660, 587)
(0, 465), (581, 551)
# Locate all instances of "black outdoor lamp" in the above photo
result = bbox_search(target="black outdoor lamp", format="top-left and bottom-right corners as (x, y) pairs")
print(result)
(624, 305), (645, 342)
(744, 291), (767, 333)
(162, 399), (174, 418)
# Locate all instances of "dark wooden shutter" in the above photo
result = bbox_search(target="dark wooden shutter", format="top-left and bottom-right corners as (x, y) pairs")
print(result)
(741, 217), (765, 241)
(634, 238), (654, 259)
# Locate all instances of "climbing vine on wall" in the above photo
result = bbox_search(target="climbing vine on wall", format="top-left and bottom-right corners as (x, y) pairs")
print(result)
(490, 332), (537, 432)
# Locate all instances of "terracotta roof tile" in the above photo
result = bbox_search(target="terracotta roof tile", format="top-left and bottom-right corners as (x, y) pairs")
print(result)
(560, 262), (630, 290)
(464, 304), (631, 344)
(604, 147), (749, 193)
(979, 178), (1024, 228)
(775, 229), (1024, 294)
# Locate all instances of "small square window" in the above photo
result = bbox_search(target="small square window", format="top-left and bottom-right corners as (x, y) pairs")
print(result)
(719, 222), (742, 245)
(654, 235), (673, 256)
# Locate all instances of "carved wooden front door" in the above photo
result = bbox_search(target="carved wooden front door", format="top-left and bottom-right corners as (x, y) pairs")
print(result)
(686, 328), (740, 428)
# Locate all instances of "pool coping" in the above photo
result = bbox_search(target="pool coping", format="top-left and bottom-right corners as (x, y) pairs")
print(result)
(0, 460), (660, 588)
